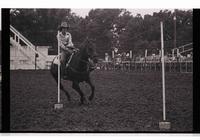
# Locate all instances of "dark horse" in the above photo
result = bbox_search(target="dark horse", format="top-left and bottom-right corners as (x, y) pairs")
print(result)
(50, 38), (98, 105)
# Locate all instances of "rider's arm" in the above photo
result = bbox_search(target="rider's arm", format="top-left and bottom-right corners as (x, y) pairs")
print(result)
(67, 33), (74, 48)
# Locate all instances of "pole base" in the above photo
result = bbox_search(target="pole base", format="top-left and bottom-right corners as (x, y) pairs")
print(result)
(54, 103), (63, 109)
(159, 121), (171, 130)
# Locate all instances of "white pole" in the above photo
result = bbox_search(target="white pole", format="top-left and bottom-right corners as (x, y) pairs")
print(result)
(161, 21), (166, 121)
(159, 22), (171, 130)
(159, 50), (161, 57)
(130, 50), (132, 59)
(54, 31), (63, 109)
(172, 49), (174, 58)
(177, 48), (179, 57)
(145, 49), (148, 58)
(58, 36), (60, 104)
(112, 51), (114, 59)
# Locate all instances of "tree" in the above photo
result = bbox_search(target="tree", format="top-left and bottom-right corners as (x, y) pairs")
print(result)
(10, 9), (193, 57)
(85, 9), (122, 57)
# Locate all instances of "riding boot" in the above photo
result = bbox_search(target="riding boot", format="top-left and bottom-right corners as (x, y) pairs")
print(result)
(61, 62), (68, 79)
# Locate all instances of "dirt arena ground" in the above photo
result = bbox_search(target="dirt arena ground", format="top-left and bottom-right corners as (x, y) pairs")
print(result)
(10, 70), (193, 132)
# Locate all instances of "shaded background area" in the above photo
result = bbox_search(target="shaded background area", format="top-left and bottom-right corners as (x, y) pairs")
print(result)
(10, 9), (192, 58)
(10, 70), (192, 132)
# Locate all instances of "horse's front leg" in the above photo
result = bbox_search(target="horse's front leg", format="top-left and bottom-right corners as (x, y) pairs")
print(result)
(52, 70), (71, 102)
(60, 83), (71, 102)
(72, 81), (86, 105)
(86, 78), (95, 101)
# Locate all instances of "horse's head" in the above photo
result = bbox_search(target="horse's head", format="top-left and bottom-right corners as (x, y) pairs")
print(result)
(82, 38), (98, 63)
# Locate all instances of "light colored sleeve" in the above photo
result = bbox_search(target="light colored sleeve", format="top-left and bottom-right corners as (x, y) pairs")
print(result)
(67, 33), (74, 47)
(57, 32), (68, 50)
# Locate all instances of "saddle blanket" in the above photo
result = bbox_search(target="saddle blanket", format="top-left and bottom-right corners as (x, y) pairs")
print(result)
(53, 56), (60, 65)
(53, 53), (74, 65)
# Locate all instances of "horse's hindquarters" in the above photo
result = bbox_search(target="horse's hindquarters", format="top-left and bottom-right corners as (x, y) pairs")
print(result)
(50, 63), (58, 77)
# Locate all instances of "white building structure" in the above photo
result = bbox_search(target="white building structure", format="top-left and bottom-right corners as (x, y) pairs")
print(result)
(10, 25), (56, 70)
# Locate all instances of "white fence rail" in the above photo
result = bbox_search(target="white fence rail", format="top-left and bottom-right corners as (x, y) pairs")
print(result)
(10, 25), (47, 59)
(10, 25), (50, 70)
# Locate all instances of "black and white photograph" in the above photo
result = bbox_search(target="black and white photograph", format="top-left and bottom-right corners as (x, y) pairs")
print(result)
(6, 8), (194, 132)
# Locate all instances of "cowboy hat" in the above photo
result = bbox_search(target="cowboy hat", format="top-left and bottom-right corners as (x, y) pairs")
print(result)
(58, 22), (70, 30)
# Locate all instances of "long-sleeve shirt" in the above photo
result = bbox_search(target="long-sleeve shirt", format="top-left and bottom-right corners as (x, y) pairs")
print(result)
(57, 31), (74, 51)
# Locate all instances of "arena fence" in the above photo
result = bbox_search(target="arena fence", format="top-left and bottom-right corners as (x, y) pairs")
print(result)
(97, 60), (193, 73)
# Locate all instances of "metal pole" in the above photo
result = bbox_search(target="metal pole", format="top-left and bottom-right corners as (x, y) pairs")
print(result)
(58, 40), (60, 104)
(174, 10), (177, 49)
(161, 22), (166, 121)
(54, 31), (63, 109)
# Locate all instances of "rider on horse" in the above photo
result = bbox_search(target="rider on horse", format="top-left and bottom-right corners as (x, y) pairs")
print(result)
(57, 22), (77, 76)
(57, 22), (95, 77)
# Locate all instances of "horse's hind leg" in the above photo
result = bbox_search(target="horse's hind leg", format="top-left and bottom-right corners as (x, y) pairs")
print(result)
(86, 78), (95, 101)
(72, 81), (86, 105)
